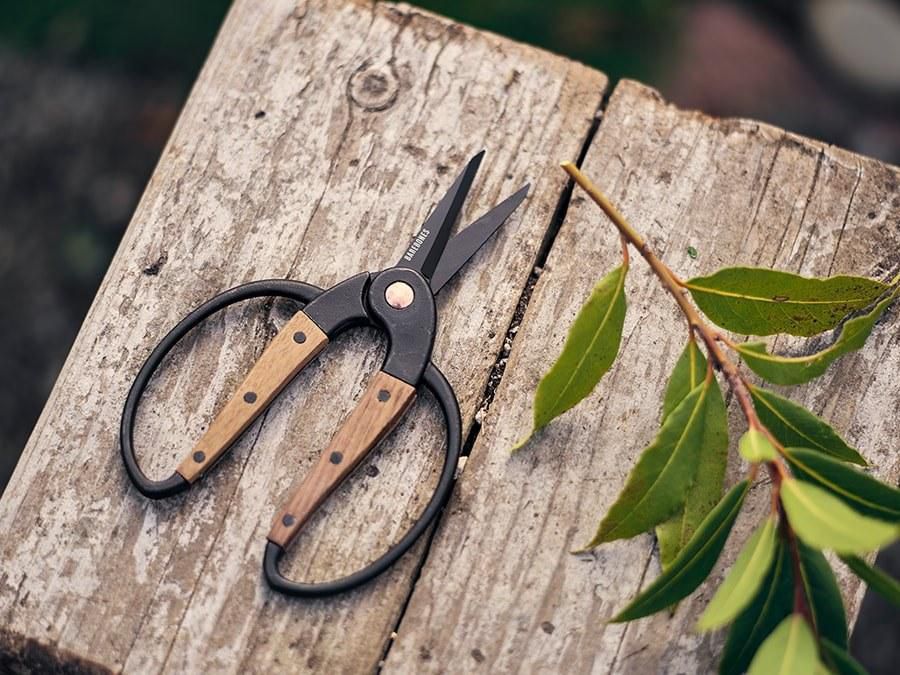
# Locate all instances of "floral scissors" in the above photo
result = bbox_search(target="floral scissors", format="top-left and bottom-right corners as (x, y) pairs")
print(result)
(120, 151), (528, 597)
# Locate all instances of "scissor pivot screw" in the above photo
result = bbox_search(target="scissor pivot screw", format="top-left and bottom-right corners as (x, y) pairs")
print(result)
(385, 281), (414, 309)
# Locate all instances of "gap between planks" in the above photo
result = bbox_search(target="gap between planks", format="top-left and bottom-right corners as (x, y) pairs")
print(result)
(375, 100), (608, 672)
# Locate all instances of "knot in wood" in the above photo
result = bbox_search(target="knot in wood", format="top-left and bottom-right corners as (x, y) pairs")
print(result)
(348, 62), (399, 111)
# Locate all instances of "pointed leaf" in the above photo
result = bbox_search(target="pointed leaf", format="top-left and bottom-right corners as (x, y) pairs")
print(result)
(657, 372), (728, 569)
(611, 480), (749, 622)
(685, 267), (888, 337)
(720, 538), (794, 675)
(513, 263), (627, 450)
(797, 541), (848, 648)
(820, 638), (868, 675)
(698, 515), (778, 631)
(586, 381), (713, 545)
(739, 429), (779, 463)
(735, 287), (898, 384)
(747, 615), (825, 675)
(662, 340), (707, 422)
(780, 478), (898, 554)
(785, 447), (900, 522)
(839, 554), (900, 608)
(750, 386), (866, 465)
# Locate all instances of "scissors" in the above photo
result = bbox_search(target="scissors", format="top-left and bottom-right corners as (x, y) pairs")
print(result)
(120, 150), (529, 597)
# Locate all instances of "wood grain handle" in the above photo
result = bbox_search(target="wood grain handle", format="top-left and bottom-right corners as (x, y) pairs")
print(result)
(176, 310), (328, 483)
(267, 371), (416, 549)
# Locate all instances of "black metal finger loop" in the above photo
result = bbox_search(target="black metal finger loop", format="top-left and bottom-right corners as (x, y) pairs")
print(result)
(119, 279), (322, 499)
(263, 361), (462, 597)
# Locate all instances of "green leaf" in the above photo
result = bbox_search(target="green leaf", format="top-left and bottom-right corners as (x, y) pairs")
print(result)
(747, 615), (825, 675)
(785, 447), (900, 522)
(780, 479), (898, 554)
(750, 386), (866, 465)
(735, 287), (898, 385)
(720, 538), (794, 675)
(661, 340), (707, 422)
(739, 429), (779, 463)
(685, 267), (888, 337)
(698, 515), (778, 631)
(820, 638), (868, 675)
(840, 554), (900, 608)
(513, 263), (627, 451)
(797, 541), (848, 648)
(657, 343), (729, 569)
(585, 381), (714, 546)
(611, 480), (748, 622)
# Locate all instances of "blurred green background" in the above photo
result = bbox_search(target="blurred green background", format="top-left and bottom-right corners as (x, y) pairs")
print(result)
(0, 0), (897, 668)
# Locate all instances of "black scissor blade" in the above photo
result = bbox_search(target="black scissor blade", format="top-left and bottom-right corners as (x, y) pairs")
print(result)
(398, 150), (484, 280)
(429, 183), (530, 294)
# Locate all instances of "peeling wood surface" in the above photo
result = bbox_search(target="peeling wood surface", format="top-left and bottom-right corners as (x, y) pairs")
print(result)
(382, 80), (900, 673)
(0, 0), (605, 671)
(2, 0), (899, 671)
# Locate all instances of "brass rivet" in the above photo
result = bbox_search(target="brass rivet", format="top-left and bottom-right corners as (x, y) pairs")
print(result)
(385, 281), (414, 309)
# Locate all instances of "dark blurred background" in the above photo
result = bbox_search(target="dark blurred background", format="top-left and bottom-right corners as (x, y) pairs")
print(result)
(0, 0), (897, 669)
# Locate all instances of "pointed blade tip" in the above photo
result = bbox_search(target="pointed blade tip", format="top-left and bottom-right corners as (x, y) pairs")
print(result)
(465, 149), (486, 174)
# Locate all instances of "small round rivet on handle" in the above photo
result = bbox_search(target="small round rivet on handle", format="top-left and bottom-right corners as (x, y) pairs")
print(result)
(385, 281), (414, 309)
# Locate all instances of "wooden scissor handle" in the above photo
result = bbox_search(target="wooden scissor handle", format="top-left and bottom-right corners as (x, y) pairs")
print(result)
(176, 310), (328, 482)
(267, 370), (416, 549)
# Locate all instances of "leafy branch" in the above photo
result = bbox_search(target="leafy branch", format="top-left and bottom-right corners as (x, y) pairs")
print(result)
(513, 162), (900, 674)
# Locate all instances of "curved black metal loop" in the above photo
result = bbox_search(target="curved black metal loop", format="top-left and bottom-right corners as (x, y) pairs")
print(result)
(120, 279), (323, 499)
(263, 361), (462, 598)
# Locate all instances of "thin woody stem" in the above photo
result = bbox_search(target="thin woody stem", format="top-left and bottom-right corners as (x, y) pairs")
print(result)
(561, 162), (814, 621)
(561, 163), (793, 494)
(562, 165), (763, 429)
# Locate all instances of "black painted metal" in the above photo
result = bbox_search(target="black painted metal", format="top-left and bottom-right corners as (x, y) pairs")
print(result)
(120, 279), (322, 499)
(399, 150), (483, 281)
(429, 183), (530, 293)
(120, 151), (526, 598)
(366, 267), (436, 386)
(302, 272), (370, 336)
(263, 362), (461, 598)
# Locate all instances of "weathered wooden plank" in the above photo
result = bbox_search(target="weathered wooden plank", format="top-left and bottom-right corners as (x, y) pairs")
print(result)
(383, 80), (900, 673)
(0, 0), (606, 671)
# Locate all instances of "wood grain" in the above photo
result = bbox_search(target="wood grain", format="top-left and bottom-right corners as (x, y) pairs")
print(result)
(4, 0), (897, 670)
(178, 311), (328, 483)
(0, 0), (606, 671)
(269, 371), (415, 548)
(383, 80), (900, 673)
